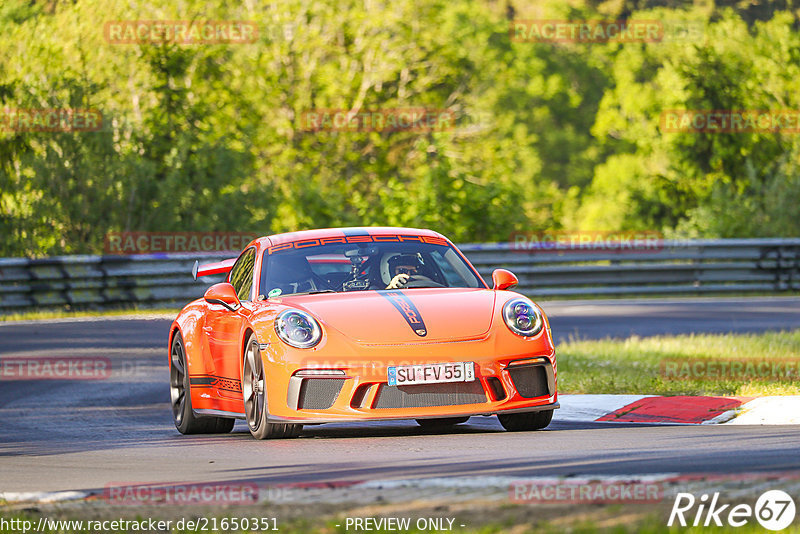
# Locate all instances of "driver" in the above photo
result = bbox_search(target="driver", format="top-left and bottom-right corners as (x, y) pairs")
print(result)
(386, 254), (425, 289)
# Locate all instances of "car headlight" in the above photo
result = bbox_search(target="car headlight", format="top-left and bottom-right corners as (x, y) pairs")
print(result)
(502, 297), (544, 337)
(275, 310), (322, 349)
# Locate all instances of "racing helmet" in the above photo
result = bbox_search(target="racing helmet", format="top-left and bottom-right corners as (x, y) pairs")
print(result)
(380, 253), (424, 284)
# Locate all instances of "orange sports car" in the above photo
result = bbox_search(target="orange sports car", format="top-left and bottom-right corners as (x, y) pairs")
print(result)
(169, 227), (557, 439)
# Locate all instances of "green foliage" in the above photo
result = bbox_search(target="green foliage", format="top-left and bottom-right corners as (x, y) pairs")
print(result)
(0, 0), (798, 256)
(583, 8), (800, 236)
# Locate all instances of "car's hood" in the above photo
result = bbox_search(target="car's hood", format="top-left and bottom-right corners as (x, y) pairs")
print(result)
(283, 288), (496, 343)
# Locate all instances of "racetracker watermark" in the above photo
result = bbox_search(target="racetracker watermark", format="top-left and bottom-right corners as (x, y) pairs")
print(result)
(510, 231), (664, 253)
(662, 359), (800, 381)
(661, 110), (800, 133)
(510, 20), (663, 43)
(104, 231), (258, 254)
(0, 108), (102, 132)
(104, 20), (258, 44)
(297, 359), (450, 376)
(297, 108), (456, 132)
(510, 479), (662, 503)
(0, 357), (111, 380)
(510, 20), (704, 43)
(103, 482), (272, 505)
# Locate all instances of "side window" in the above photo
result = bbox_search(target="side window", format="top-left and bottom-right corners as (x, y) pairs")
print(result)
(229, 248), (256, 301)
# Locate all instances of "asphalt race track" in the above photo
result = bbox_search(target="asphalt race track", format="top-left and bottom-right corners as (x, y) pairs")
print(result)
(1, 297), (799, 494)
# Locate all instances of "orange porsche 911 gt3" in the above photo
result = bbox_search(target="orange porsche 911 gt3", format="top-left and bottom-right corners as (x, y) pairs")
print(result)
(169, 227), (558, 439)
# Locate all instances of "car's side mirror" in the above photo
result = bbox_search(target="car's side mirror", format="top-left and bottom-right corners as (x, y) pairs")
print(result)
(204, 283), (241, 311)
(492, 269), (518, 291)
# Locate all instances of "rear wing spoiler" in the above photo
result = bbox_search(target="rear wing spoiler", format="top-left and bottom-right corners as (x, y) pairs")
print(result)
(192, 258), (237, 280)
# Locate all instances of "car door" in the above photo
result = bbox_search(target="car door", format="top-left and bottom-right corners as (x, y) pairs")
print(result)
(203, 247), (256, 401)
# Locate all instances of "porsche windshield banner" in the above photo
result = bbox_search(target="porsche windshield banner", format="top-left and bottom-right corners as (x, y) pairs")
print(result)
(265, 234), (448, 255)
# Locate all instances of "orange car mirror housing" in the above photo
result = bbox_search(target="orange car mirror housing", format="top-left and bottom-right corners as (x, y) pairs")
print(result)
(204, 282), (241, 311)
(492, 269), (518, 291)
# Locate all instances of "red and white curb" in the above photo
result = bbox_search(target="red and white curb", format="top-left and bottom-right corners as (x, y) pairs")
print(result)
(558, 395), (800, 425)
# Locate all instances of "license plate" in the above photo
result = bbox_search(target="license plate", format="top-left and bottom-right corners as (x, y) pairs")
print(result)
(387, 362), (475, 386)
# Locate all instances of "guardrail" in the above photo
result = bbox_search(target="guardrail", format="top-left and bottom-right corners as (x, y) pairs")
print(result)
(0, 253), (229, 311)
(0, 239), (798, 312)
(462, 238), (800, 297)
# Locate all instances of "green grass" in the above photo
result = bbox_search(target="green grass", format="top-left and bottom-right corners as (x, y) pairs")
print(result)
(0, 307), (179, 322)
(557, 330), (800, 396)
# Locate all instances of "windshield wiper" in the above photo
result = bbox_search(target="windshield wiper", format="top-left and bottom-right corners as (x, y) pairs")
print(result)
(306, 289), (336, 295)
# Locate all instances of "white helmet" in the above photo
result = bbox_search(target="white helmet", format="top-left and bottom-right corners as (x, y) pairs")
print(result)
(379, 253), (402, 285)
(381, 252), (425, 284)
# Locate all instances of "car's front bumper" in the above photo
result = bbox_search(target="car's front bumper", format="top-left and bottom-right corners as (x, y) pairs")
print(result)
(264, 347), (558, 423)
(267, 401), (559, 424)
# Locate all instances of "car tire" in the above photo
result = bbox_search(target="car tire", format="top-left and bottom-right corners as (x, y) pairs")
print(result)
(415, 417), (470, 428)
(242, 334), (302, 439)
(170, 331), (235, 434)
(497, 409), (553, 431)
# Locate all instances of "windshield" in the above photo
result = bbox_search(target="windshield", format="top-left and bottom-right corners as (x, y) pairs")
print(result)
(259, 238), (484, 297)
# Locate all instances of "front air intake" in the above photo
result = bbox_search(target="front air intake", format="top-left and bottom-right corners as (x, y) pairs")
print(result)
(507, 364), (552, 398)
(297, 378), (345, 410)
(373, 382), (487, 409)
(486, 377), (507, 401)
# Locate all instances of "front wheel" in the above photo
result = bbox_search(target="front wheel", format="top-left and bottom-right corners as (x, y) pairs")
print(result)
(497, 409), (553, 431)
(242, 334), (301, 439)
(170, 331), (234, 434)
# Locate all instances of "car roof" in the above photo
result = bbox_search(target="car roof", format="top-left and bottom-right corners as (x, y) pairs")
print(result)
(250, 227), (447, 248)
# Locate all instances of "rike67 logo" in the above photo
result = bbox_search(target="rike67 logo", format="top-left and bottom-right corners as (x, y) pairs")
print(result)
(668, 490), (796, 530)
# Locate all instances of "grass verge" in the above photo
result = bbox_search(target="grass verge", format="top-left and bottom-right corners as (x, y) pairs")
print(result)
(557, 330), (800, 396)
(2, 500), (799, 534)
